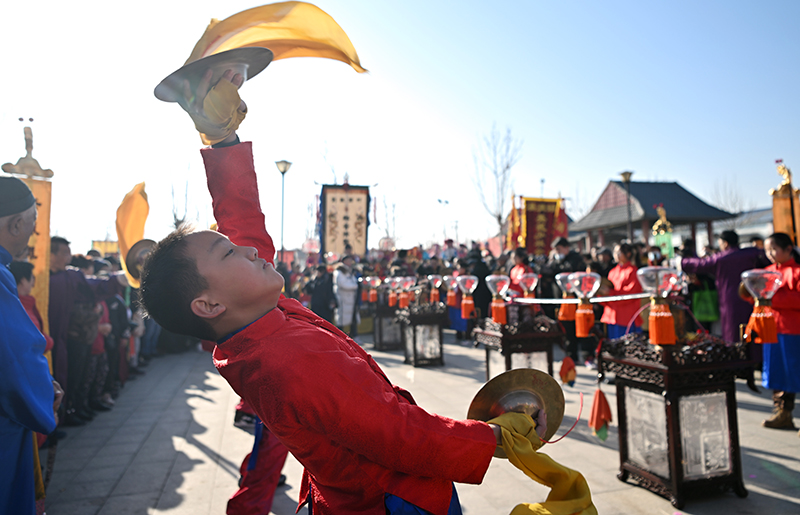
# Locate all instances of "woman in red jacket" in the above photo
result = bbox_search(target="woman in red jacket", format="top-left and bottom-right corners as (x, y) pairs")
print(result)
(760, 232), (800, 432)
(600, 243), (643, 339)
(508, 247), (534, 296)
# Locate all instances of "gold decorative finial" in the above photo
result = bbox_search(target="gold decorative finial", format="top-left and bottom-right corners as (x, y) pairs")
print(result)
(652, 204), (672, 235)
(1, 124), (54, 179)
(769, 159), (795, 196)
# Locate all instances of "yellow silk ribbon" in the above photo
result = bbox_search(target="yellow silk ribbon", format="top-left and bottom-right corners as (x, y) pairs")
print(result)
(187, 79), (247, 146)
(488, 412), (597, 515)
(116, 182), (149, 288)
(185, 1), (366, 73)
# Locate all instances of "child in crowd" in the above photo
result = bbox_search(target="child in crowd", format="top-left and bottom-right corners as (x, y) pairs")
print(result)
(140, 70), (510, 515)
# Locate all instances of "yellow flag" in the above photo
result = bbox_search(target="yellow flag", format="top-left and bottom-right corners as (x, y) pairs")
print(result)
(185, 1), (366, 73)
(116, 183), (149, 288)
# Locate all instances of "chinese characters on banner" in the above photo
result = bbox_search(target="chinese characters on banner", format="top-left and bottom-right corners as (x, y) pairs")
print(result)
(507, 197), (568, 256)
(320, 184), (370, 258)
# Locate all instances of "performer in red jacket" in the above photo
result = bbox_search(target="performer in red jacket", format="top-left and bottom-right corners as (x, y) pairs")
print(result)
(140, 70), (499, 515)
(600, 243), (643, 339)
(759, 232), (800, 432)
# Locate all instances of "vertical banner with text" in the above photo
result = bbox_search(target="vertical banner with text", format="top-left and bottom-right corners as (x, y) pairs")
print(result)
(523, 197), (569, 256)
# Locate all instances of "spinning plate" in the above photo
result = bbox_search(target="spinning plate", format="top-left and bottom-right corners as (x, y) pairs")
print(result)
(154, 47), (273, 102)
(467, 369), (564, 458)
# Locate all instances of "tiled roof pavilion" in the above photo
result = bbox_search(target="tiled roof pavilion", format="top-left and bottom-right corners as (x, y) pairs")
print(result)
(569, 181), (734, 247)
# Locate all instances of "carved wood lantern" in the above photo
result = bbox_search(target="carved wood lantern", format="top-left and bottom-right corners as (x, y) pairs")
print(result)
(600, 333), (753, 508)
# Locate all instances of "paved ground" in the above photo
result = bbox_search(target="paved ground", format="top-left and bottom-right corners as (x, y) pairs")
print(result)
(44, 331), (800, 515)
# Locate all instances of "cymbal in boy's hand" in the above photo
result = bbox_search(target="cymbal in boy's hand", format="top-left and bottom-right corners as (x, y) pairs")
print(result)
(179, 69), (248, 145)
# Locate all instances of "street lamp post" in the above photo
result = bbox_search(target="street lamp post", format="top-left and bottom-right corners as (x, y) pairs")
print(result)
(275, 160), (292, 264)
(620, 171), (633, 241)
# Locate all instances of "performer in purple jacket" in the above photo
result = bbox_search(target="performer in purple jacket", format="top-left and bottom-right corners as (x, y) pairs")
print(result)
(680, 230), (769, 342)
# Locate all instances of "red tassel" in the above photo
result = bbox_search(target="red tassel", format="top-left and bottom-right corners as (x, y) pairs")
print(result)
(430, 289), (440, 303)
(589, 389), (613, 441)
(461, 295), (475, 319)
(558, 302), (577, 322)
(446, 290), (457, 307)
(491, 298), (507, 325)
(369, 289), (378, 303)
(745, 304), (778, 344)
(560, 356), (576, 387)
(649, 302), (676, 345)
(399, 291), (410, 308)
(388, 291), (397, 307)
(575, 303), (594, 337)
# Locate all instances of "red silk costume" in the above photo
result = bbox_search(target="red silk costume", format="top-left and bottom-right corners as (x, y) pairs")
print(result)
(205, 143), (496, 515)
(600, 262), (643, 327)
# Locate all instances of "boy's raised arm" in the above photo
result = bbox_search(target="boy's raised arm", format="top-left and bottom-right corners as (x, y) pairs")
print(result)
(176, 68), (276, 263)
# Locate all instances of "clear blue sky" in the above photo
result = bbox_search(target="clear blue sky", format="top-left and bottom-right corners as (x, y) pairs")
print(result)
(1, 0), (798, 254)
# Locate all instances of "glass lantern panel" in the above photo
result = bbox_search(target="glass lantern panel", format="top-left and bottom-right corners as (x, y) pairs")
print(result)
(510, 352), (548, 373)
(679, 392), (732, 480)
(625, 387), (669, 479)
(415, 325), (442, 360)
(404, 325), (415, 360)
(380, 318), (402, 344)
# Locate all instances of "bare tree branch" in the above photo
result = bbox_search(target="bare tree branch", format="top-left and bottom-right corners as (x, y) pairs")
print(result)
(472, 124), (523, 249)
(708, 178), (758, 229)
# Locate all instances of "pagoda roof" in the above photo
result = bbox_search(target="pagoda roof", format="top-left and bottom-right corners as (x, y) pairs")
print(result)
(569, 181), (733, 232)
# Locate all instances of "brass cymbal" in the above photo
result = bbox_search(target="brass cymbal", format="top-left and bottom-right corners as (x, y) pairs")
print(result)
(125, 239), (156, 280)
(467, 369), (564, 458)
(154, 47), (273, 103)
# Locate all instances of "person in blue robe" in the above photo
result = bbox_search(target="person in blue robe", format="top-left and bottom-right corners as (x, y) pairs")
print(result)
(0, 176), (60, 515)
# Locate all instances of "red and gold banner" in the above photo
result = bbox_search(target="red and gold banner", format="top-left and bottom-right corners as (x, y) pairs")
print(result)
(508, 197), (568, 255)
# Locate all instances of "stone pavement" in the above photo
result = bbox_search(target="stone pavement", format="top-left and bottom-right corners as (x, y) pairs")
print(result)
(44, 331), (800, 515)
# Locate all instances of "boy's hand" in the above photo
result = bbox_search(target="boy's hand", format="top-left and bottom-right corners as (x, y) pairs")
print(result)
(179, 69), (247, 145)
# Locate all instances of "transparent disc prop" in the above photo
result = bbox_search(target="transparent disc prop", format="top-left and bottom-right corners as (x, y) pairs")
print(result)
(637, 267), (680, 345)
(443, 275), (459, 307)
(741, 269), (782, 344)
(427, 274), (443, 303)
(555, 272), (577, 322)
(486, 275), (511, 324)
(467, 369), (565, 458)
(565, 272), (601, 337)
(519, 273), (540, 298)
(456, 275), (479, 319)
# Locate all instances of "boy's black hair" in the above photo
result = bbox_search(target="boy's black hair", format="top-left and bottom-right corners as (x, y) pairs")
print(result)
(9, 260), (34, 285)
(139, 225), (217, 341)
(51, 236), (70, 253)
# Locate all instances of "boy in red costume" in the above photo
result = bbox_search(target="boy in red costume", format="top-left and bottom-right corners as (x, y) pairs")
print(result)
(140, 70), (503, 514)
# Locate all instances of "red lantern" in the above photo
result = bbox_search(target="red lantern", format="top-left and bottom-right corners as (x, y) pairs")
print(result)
(388, 291), (397, 307)
(369, 289), (378, 303)
(430, 289), (440, 303)
(744, 303), (778, 344)
(575, 302), (594, 337)
(649, 301), (676, 345)
(447, 290), (457, 307)
(399, 291), (410, 308)
(461, 295), (475, 319)
(491, 298), (507, 325)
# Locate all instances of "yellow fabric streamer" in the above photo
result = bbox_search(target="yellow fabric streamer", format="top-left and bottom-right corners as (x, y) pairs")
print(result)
(189, 79), (248, 146)
(489, 412), (597, 515)
(185, 1), (367, 73)
(116, 183), (149, 288)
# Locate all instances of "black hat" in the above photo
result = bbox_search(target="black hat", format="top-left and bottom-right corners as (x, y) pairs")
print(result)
(0, 177), (35, 217)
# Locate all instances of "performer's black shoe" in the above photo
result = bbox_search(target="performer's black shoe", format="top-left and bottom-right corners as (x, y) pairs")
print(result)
(278, 474), (287, 486)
